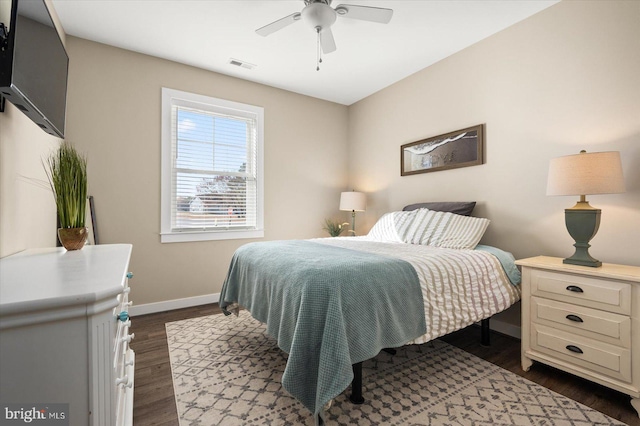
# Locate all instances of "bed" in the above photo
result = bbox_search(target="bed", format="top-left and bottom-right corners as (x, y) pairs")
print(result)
(219, 202), (521, 423)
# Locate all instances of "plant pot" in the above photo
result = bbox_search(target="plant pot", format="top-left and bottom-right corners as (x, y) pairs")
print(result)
(58, 227), (88, 251)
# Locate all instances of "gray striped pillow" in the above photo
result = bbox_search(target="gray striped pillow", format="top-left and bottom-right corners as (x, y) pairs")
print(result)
(406, 209), (490, 249)
(367, 210), (417, 242)
(368, 208), (489, 249)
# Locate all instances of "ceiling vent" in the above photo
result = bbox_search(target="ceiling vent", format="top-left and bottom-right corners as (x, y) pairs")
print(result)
(229, 58), (256, 70)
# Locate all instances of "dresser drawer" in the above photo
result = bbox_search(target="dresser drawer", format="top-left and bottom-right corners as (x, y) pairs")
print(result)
(115, 349), (135, 426)
(531, 269), (631, 314)
(531, 297), (631, 347)
(113, 318), (132, 368)
(531, 324), (631, 383)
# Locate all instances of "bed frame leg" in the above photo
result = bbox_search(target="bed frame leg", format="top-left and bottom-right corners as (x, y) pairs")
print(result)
(350, 362), (365, 404)
(481, 318), (490, 347)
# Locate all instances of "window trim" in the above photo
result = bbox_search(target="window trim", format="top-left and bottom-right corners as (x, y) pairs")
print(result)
(160, 88), (264, 243)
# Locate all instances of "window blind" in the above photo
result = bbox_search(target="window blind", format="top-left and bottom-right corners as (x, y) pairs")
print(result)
(170, 105), (258, 232)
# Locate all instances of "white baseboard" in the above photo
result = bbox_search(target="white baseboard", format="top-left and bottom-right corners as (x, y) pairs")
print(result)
(129, 293), (220, 317)
(489, 318), (521, 340)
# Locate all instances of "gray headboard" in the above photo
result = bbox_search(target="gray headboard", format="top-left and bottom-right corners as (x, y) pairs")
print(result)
(402, 201), (476, 216)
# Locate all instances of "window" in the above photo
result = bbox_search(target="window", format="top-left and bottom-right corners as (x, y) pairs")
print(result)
(161, 88), (264, 242)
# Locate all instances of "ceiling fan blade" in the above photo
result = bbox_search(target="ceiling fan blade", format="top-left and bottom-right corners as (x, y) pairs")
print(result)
(334, 4), (393, 24)
(320, 28), (337, 54)
(256, 12), (301, 37)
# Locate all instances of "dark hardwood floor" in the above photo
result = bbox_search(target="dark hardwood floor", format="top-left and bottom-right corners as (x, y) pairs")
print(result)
(131, 305), (638, 425)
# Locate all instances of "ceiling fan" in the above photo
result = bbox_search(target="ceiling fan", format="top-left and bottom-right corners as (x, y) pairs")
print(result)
(256, 0), (393, 69)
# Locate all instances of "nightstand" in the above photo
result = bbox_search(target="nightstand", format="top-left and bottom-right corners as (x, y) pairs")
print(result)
(516, 256), (640, 417)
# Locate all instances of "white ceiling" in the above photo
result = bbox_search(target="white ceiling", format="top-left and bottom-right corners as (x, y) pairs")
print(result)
(51, 0), (558, 105)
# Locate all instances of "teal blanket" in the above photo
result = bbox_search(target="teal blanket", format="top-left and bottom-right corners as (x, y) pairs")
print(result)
(220, 240), (426, 420)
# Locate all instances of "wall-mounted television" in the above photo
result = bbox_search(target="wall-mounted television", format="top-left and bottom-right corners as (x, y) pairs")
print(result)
(0, 0), (69, 138)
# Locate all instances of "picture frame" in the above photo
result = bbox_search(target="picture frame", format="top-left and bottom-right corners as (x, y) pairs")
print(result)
(401, 124), (484, 176)
(86, 195), (99, 245)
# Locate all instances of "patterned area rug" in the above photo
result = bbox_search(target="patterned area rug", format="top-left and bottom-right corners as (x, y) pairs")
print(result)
(166, 311), (625, 426)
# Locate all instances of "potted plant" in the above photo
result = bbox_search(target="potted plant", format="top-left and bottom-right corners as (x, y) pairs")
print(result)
(44, 141), (88, 250)
(322, 218), (350, 237)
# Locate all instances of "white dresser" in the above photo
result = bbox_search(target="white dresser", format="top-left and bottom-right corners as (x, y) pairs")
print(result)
(517, 256), (640, 417)
(0, 244), (135, 426)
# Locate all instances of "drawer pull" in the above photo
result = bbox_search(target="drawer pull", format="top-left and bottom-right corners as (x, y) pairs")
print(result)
(565, 314), (584, 323)
(566, 345), (583, 354)
(566, 285), (584, 293)
(121, 333), (135, 344)
(116, 376), (133, 388)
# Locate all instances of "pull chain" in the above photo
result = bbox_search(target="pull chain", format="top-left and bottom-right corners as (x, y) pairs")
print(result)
(316, 27), (323, 71)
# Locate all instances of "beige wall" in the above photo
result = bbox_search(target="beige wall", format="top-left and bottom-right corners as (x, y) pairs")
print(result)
(348, 0), (640, 268)
(0, 0), (65, 257)
(347, 0), (639, 330)
(2, 0), (637, 318)
(0, 103), (59, 257)
(64, 37), (349, 305)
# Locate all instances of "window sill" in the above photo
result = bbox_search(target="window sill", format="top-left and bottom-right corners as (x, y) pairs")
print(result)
(160, 229), (264, 243)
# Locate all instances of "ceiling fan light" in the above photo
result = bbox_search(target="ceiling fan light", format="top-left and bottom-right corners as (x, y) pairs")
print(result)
(301, 3), (337, 30)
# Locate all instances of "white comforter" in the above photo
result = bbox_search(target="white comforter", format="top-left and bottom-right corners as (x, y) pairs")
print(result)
(314, 237), (521, 345)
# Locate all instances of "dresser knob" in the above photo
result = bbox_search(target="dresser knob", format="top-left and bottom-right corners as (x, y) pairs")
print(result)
(566, 285), (584, 293)
(566, 345), (583, 354)
(116, 311), (129, 322)
(116, 376), (133, 388)
(122, 333), (135, 343)
(565, 314), (584, 323)
(126, 272), (134, 279)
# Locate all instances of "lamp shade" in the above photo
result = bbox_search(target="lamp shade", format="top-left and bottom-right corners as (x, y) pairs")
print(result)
(339, 191), (366, 212)
(547, 151), (625, 196)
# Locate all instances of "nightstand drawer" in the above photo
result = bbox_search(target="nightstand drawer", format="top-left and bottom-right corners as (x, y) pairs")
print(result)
(531, 324), (631, 382)
(531, 269), (631, 314)
(532, 297), (631, 347)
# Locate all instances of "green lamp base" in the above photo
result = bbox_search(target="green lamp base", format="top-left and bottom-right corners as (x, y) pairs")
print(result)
(563, 257), (602, 268)
(563, 208), (602, 268)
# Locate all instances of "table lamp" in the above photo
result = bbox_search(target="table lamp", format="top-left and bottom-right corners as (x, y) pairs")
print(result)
(546, 150), (625, 267)
(339, 191), (366, 235)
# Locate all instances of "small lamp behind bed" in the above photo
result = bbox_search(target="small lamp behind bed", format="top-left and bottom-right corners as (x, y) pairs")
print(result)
(340, 191), (366, 235)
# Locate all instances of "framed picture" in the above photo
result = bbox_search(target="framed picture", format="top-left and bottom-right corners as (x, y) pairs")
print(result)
(401, 124), (484, 176)
(86, 195), (99, 245)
